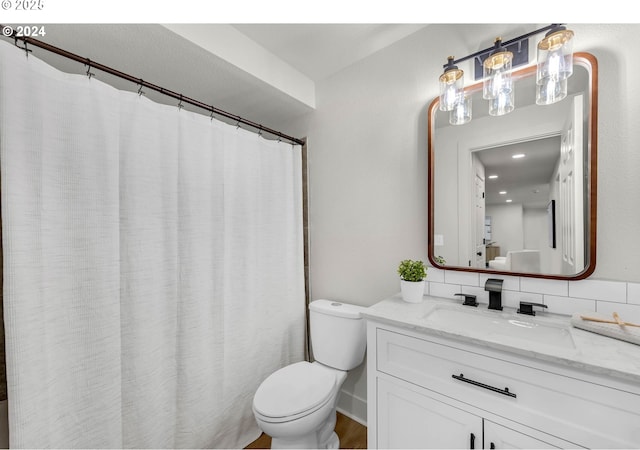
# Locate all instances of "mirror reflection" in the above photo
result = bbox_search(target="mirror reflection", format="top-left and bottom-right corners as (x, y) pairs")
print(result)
(428, 53), (597, 279)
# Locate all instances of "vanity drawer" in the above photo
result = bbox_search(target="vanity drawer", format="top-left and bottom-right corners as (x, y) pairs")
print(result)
(376, 328), (640, 448)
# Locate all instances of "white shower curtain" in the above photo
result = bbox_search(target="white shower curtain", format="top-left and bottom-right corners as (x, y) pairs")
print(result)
(0, 40), (306, 448)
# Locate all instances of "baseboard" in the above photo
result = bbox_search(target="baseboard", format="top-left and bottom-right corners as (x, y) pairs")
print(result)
(336, 390), (367, 427)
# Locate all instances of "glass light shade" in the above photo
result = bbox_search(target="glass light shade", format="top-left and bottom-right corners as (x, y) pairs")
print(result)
(536, 77), (568, 105)
(488, 89), (514, 116)
(439, 64), (464, 112)
(449, 96), (472, 125)
(537, 29), (574, 83)
(483, 50), (513, 100)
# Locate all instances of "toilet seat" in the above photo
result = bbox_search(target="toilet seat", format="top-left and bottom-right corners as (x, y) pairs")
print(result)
(253, 361), (337, 423)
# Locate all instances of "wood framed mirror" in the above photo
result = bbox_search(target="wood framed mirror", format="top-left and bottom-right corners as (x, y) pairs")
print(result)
(428, 52), (597, 280)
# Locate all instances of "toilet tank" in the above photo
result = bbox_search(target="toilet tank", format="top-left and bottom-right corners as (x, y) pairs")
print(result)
(309, 299), (367, 371)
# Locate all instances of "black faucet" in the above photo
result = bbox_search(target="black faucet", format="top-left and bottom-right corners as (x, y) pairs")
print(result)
(518, 301), (548, 316)
(454, 293), (478, 307)
(485, 278), (504, 311)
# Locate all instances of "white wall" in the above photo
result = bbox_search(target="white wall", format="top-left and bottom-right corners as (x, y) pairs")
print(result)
(523, 207), (552, 272)
(486, 203), (524, 256)
(283, 23), (640, 424)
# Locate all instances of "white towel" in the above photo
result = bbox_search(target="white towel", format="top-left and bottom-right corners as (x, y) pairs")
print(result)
(571, 312), (640, 346)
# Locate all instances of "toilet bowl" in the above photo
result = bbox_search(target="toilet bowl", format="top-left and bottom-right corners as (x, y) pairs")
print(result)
(253, 361), (347, 448)
(252, 300), (367, 449)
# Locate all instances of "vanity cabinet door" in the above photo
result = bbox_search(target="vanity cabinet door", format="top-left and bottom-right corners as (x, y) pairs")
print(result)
(377, 377), (482, 449)
(483, 420), (582, 449)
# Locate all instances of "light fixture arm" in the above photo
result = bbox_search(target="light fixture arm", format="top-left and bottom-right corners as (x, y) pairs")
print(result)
(444, 55), (458, 72)
(443, 23), (564, 69)
(490, 37), (505, 55)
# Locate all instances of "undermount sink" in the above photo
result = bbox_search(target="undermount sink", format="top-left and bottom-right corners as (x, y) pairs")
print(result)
(422, 304), (576, 349)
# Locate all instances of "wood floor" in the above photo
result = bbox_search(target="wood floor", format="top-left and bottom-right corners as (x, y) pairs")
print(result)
(245, 412), (367, 449)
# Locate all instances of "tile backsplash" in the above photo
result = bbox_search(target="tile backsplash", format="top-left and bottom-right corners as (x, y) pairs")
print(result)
(426, 268), (640, 323)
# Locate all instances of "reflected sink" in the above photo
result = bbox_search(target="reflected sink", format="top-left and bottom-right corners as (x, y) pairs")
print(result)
(422, 305), (575, 349)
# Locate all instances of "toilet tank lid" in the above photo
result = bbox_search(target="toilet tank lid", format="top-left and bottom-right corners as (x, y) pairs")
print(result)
(309, 299), (366, 319)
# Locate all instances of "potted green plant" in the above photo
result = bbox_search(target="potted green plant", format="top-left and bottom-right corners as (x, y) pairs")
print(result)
(397, 259), (427, 303)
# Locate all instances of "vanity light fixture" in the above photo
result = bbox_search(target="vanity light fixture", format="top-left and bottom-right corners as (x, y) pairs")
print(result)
(537, 26), (575, 83)
(439, 56), (465, 112)
(536, 25), (575, 105)
(449, 95), (472, 125)
(437, 24), (574, 123)
(483, 38), (514, 116)
(536, 77), (568, 105)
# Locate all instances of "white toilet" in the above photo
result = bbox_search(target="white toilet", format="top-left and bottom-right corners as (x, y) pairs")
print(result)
(252, 299), (367, 449)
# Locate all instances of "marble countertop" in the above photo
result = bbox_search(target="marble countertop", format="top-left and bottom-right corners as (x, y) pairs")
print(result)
(362, 294), (640, 386)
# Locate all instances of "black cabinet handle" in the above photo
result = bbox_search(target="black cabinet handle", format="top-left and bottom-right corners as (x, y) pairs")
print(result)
(470, 432), (475, 449)
(452, 373), (516, 398)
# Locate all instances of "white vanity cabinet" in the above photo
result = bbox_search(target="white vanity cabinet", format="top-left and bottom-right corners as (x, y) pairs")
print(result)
(376, 376), (567, 449)
(366, 320), (640, 449)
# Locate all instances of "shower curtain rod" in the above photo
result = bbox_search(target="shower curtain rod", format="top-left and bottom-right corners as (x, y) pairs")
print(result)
(2, 28), (306, 146)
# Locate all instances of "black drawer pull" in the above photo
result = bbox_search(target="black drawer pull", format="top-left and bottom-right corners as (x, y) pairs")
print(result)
(452, 373), (516, 398)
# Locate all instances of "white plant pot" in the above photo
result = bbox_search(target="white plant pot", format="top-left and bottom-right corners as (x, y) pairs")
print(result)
(400, 279), (425, 303)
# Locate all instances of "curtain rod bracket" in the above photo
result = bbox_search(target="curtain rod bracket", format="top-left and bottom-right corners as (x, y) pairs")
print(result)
(85, 59), (95, 79)
(14, 36), (32, 57)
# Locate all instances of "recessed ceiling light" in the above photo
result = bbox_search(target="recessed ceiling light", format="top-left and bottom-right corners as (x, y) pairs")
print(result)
(512, 153), (526, 159)
(499, 191), (507, 195)
(488, 175), (498, 179)
(506, 199), (513, 203)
